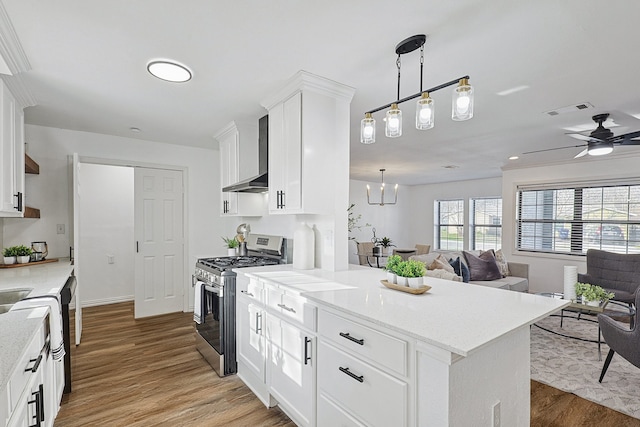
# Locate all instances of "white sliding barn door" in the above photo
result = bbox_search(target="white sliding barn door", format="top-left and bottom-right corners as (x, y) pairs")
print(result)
(134, 167), (184, 318)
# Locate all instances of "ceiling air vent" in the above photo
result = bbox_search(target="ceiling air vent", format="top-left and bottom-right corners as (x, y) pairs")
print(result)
(545, 102), (594, 116)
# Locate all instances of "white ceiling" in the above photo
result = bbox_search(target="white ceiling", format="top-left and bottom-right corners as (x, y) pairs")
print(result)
(3, 0), (640, 185)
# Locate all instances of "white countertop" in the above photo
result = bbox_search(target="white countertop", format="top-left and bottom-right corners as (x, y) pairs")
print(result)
(237, 264), (570, 357)
(0, 259), (74, 392)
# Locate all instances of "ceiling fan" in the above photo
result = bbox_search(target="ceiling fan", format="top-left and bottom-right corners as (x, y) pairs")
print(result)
(523, 113), (640, 158)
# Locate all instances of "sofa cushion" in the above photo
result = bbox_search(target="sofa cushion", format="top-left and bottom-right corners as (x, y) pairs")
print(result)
(472, 276), (529, 292)
(410, 253), (441, 267)
(494, 249), (510, 277)
(424, 269), (462, 282)
(448, 257), (470, 283)
(429, 255), (455, 273)
(463, 250), (502, 281)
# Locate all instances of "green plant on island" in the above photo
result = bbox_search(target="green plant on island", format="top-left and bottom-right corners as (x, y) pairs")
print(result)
(575, 282), (615, 303)
(396, 259), (426, 278)
(14, 245), (33, 256)
(2, 247), (17, 257)
(384, 255), (403, 273)
(221, 236), (239, 249)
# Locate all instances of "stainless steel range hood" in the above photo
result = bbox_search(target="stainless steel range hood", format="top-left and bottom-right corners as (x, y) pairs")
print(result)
(222, 115), (268, 193)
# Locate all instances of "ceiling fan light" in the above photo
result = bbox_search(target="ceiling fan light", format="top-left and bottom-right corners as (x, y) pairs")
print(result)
(588, 142), (614, 156)
(452, 78), (474, 121)
(385, 104), (402, 137)
(361, 113), (376, 144)
(415, 92), (435, 130)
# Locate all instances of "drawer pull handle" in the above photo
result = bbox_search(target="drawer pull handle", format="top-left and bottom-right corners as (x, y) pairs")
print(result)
(277, 303), (296, 313)
(339, 332), (364, 346)
(241, 290), (255, 297)
(339, 366), (364, 383)
(255, 312), (262, 334)
(24, 355), (43, 373)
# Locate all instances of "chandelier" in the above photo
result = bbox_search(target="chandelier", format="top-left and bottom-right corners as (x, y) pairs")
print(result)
(367, 169), (398, 206)
(360, 34), (474, 144)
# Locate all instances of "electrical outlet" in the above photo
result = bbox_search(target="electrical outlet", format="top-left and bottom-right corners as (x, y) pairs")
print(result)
(492, 401), (501, 427)
(56, 224), (65, 234)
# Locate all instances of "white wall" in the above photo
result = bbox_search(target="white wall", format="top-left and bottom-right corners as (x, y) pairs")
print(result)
(78, 163), (134, 305)
(2, 124), (236, 309)
(502, 154), (640, 293)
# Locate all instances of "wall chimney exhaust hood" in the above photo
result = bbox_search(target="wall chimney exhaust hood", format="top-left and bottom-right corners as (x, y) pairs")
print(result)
(222, 115), (269, 193)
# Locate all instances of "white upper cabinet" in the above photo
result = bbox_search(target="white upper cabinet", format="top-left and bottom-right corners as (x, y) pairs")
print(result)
(215, 121), (266, 217)
(261, 71), (355, 215)
(0, 80), (24, 217)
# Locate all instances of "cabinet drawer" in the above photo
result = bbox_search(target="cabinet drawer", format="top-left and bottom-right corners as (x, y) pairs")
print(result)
(8, 323), (44, 413)
(238, 275), (264, 304)
(265, 284), (316, 331)
(317, 341), (407, 427)
(318, 310), (407, 376)
(318, 393), (366, 427)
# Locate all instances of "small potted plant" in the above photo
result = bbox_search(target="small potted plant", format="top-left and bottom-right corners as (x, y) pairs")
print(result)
(384, 255), (402, 284)
(575, 282), (615, 307)
(15, 245), (33, 264)
(375, 237), (396, 255)
(2, 246), (17, 265)
(394, 259), (426, 287)
(222, 237), (239, 256)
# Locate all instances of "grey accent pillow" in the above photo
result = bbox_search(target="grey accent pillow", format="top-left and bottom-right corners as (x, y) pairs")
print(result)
(463, 250), (502, 281)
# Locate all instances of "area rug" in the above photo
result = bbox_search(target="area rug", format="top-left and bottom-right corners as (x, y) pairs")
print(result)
(531, 313), (640, 419)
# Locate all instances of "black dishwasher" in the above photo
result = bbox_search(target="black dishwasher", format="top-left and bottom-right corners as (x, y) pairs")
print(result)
(60, 274), (76, 394)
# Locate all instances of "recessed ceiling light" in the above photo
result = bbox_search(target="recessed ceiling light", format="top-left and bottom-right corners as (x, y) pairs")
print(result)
(509, 155), (519, 160)
(129, 127), (141, 133)
(496, 85), (530, 96)
(147, 60), (192, 83)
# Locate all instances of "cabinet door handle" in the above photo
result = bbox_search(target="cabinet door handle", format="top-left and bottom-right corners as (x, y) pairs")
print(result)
(240, 290), (254, 298)
(136, 241), (139, 253)
(255, 312), (262, 334)
(24, 355), (43, 373)
(339, 332), (364, 346)
(280, 191), (285, 209)
(14, 192), (23, 212)
(304, 337), (311, 365)
(339, 366), (364, 383)
(38, 384), (45, 422)
(277, 303), (296, 313)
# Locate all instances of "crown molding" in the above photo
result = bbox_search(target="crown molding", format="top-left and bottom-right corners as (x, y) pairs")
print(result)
(0, 1), (30, 75)
(2, 74), (36, 107)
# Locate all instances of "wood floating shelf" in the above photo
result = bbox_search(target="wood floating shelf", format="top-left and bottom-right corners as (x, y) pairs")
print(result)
(25, 153), (40, 174)
(24, 206), (40, 218)
(0, 258), (58, 269)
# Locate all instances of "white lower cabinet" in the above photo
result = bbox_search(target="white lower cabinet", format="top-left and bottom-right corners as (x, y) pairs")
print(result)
(267, 316), (315, 427)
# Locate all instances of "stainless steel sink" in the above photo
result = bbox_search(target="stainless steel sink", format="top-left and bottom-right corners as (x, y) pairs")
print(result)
(0, 288), (32, 312)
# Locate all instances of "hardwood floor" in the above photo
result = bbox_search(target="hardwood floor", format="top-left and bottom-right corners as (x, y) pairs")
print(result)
(55, 302), (294, 427)
(55, 302), (640, 427)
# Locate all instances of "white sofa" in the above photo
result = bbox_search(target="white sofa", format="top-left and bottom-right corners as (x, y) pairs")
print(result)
(409, 249), (529, 293)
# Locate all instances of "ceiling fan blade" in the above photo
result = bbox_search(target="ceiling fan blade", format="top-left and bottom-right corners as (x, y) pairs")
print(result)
(566, 133), (603, 143)
(574, 148), (589, 158)
(523, 144), (586, 155)
(616, 130), (640, 145)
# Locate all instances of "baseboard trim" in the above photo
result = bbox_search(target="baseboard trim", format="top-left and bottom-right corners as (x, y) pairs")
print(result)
(71, 295), (134, 309)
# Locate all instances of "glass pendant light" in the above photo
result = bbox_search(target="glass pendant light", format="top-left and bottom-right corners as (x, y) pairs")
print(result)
(452, 78), (474, 121)
(385, 103), (402, 137)
(415, 92), (435, 130)
(360, 113), (376, 144)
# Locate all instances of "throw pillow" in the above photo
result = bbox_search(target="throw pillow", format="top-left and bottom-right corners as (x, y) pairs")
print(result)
(424, 269), (462, 282)
(428, 254), (455, 273)
(448, 257), (470, 283)
(494, 249), (510, 277)
(463, 250), (502, 281)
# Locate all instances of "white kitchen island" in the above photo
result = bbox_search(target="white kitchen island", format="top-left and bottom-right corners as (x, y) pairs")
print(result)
(235, 265), (569, 427)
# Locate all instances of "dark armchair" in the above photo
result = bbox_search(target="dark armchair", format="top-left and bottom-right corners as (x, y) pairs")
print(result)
(598, 291), (640, 382)
(578, 249), (640, 306)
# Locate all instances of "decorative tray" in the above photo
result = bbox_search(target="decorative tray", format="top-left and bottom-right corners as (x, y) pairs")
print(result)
(0, 258), (59, 269)
(380, 280), (431, 295)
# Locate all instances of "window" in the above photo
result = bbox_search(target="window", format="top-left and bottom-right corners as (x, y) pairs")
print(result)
(471, 198), (502, 250)
(517, 182), (640, 255)
(436, 199), (464, 250)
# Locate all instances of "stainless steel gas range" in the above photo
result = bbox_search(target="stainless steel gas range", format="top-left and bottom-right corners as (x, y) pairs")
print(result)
(192, 233), (285, 376)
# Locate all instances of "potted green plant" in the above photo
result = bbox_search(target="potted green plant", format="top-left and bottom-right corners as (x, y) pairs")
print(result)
(14, 245), (32, 264)
(222, 236), (239, 256)
(395, 259), (426, 287)
(375, 237), (396, 255)
(384, 255), (403, 284)
(2, 246), (17, 265)
(575, 282), (615, 307)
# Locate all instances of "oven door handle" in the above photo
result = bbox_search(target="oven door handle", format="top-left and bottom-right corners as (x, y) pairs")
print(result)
(204, 284), (223, 298)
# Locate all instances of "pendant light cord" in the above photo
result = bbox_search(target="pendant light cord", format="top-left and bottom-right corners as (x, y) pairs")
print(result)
(419, 45), (424, 93)
(396, 54), (401, 101)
